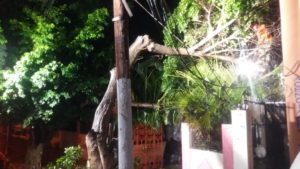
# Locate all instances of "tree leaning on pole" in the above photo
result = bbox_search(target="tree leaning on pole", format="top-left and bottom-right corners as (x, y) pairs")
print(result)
(86, 17), (243, 168)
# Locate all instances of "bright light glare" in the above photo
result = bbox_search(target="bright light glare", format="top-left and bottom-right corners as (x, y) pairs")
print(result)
(236, 59), (264, 77)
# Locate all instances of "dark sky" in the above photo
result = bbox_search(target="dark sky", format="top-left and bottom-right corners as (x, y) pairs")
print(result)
(129, 1), (164, 43)
(129, 0), (179, 44)
(0, 0), (179, 45)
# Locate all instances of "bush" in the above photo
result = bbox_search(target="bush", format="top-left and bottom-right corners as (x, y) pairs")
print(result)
(46, 146), (83, 169)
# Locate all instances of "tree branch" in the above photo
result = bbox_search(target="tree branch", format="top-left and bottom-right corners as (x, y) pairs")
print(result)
(188, 18), (237, 52)
(201, 30), (239, 55)
(132, 102), (158, 109)
(145, 39), (235, 62)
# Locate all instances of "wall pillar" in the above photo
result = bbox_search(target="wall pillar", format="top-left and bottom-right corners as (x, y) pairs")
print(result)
(181, 123), (191, 169)
(279, 0), (300, 163)
(231, 110), (253, 169)
(222, 124), (233, 169)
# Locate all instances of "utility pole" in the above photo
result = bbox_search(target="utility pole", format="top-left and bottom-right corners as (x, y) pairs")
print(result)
(113, 0), (133, 169)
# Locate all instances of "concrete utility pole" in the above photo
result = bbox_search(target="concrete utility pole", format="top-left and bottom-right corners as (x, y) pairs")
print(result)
(113, 0), (133, 169)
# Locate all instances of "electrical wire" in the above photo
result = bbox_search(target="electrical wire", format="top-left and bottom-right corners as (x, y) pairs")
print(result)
(134, 0), (165, 27)
(134, 0), (185, 44)
(283, 61), (300, 77)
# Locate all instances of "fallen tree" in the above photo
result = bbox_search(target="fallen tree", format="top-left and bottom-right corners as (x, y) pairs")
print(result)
(85, 34), (238, 168)
(85, 21), (279, 169)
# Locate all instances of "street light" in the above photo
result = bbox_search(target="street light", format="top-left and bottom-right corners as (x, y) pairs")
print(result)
(236, 59), (264, 77)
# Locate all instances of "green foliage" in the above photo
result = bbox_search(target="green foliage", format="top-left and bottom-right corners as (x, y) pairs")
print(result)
(160, 0), (274, 129)
(72, 8), (108, 49)
(131, 57), (164, 128)
(166, 60), (245, 130)
(252, 65), (284, 101)
(1, 6), (70, 125)
(134, 157), (141, 169)
(208, 0), (273, 27)
(0, 22), (7, 69)
(133, 109), (162, 129)
(47, 146), (83, 169)
(132, 57), (163, 103)
(0, 23), (6, 44)
(160, 57), (182, 97)
(163, 0), (200, 46)
(0, 1), (112, 129)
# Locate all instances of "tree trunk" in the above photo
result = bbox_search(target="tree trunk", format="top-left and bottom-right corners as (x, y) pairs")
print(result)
(25, 143), (43, 169)
(86, 68), (117, 169)
(24, 122), (47, 169)
(86, 36), (151, 169)
(86, 35), (234, 168)
(86, 131), (104, 169)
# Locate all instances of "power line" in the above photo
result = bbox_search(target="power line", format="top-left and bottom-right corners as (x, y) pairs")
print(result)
(133, 0), (185, 44)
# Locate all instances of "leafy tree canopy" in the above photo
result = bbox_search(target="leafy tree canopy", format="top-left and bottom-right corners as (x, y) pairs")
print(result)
(0, 1), (113, 130)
